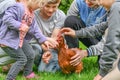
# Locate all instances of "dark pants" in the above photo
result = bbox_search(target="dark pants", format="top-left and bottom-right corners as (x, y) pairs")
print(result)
(2, 42), (35, 80)
(64, 16), (100, 48)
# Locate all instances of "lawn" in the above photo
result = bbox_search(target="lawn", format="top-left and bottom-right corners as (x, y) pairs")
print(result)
(0, 42), (99, 80)
(0, 57), (99, 80)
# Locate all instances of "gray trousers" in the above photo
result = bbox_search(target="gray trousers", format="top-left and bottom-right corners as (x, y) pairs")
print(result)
(102, 65), (120, 80)
(2, 42), (35, 80)
(102, 56), (120, 80)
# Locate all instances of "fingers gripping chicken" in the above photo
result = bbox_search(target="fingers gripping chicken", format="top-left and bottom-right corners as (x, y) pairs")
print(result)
(56, 33), (83, 74)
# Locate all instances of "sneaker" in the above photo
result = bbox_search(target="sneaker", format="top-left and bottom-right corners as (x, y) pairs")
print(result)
(25, 72), (39, 80)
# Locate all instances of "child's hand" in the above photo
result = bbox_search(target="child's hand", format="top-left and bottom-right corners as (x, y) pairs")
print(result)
(19, 24), (29, 32)
(42, 41), (52, 50)
(42, 38), (58, 50)
(47, 37), (58, 48)
(41, 44), (49, 51)
(42, 51), (52, 64)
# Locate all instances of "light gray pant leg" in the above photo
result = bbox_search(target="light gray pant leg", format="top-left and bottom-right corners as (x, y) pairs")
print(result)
(31, 44), (43, 66)
(0, 56), (15, 66)
(102, 57), (120, 80)
(0, 48), (8, 57)
(102, 65), (120, 80)
(0, 48), (15, 66)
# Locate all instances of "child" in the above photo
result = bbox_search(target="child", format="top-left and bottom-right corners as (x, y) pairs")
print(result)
(93, 0), (120, 80)
(31, 0), (66, 72)
(0, 0), (58, 80)
(64, 0), (107, 48)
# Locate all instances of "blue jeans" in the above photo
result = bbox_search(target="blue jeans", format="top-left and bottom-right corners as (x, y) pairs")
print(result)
(32, 44), (60, 73)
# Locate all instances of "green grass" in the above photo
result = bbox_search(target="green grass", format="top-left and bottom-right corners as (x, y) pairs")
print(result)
(0, 43), (99, 80)
(39, 57), (98, 80)
(0, 57), (99, 80)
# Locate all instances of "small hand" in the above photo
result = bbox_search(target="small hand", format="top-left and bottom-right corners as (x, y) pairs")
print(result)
(41, 39), (57, 51)
(70, 48), (88, 66)
(42, 40), (54, 50)
(94, 74), (103, 80)
(19, 24), (29, 32)
(42, 51), (52, 64)
(41, 44), (48, 51)
(47, 37), (58, 48)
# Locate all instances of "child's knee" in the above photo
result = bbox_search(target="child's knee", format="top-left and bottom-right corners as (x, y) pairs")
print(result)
(22, 57), (28, 64)
(27, 53), (35, 60)
(18, 57), (27, 66)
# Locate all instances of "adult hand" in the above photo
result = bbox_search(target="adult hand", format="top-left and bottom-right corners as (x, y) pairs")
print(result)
(94, 74), (103, 80)
(70, 48), (88, 66)
(60, 28), (76, 38)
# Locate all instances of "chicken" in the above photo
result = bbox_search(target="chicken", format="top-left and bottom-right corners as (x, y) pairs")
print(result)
(56, 33), (83, 74)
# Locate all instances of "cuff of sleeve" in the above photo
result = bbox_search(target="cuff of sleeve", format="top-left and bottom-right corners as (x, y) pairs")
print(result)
(14, 21), (22, 30)
(19, 23), (24, 31)
(86, 48), (92, 57)
(75, 30), (82, 38)
(38, 37), (47, 44)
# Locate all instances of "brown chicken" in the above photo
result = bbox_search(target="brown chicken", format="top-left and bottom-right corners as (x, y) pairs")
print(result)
(56, 33), (83, 74)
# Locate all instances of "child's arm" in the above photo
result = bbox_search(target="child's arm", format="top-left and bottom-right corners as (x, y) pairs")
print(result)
(3, 3), (24, 30)
(30, 19), (58, 49)
(75, 22), (108, 38)
(30, 20), (47, 44)
(99, 6), (120, 77)
(61, 22), (108, 38)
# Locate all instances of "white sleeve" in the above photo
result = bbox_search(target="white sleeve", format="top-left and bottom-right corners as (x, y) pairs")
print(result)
(67, 0), (79, 16)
